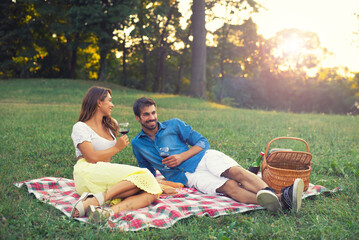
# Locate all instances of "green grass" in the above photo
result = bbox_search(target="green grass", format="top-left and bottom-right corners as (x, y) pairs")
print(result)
(0, 79), (358, 239)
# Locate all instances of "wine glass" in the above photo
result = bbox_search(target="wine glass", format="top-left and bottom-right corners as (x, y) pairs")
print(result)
(159, 147), (169, 158)
(119, 122), (130, 135)
(159, 147), (170, 169)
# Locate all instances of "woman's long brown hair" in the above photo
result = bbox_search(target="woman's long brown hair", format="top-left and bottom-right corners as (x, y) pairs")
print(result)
(78, 86), (119, 137)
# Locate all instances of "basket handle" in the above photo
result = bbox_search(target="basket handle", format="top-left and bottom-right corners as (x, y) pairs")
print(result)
(264, 137), (310, 158)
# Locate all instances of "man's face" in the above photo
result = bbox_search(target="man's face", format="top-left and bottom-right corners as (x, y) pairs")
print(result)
(136, 104), (158, 131)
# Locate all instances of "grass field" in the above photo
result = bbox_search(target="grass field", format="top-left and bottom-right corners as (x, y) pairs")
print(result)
(0, 79), (358, 239)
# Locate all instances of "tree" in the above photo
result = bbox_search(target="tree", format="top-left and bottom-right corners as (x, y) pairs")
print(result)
(129, 0), (181, 92)
(67, 0), (94, 79)
(189, 0), (206, 98)
(0, 0), (68, 78)
(211, 18), (262, 103)
(152, 0), (181, 92)
(175, 26), (192, 94)
(34, 0), (77, 78)
(131, 0), (151, 90)
(72, 0), (136, 81)
(204, 0), (261, 102)
(0, 0), (36, 78)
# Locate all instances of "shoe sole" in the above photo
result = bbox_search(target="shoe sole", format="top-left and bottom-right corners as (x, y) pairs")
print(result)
(256, 190), (281, 212)
(70, 192), (90, 218)
(292, 178), (304, 213)
(87, 205), (101, 224)
(87, 205), (111, 224)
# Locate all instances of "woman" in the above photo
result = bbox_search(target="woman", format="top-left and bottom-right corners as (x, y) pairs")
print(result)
(70, 86), (162, 222)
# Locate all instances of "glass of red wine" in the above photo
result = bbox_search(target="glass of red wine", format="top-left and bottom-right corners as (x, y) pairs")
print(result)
(119, 122), (130, 135)
(159, 147), (170, 169)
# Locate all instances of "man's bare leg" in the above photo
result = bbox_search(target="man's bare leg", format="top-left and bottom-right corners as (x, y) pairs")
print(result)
(221, 166), (269, 194)
(216, 179), (257, 203)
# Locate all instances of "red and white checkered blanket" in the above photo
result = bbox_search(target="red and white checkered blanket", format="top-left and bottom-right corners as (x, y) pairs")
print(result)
(14, 177), (341, 231)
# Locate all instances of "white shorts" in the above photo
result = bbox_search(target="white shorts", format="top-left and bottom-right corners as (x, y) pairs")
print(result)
(185, 149), (240, 195)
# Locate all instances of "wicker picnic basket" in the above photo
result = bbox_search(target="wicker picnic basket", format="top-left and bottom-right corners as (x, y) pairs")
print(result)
(261, 137), (312, 194)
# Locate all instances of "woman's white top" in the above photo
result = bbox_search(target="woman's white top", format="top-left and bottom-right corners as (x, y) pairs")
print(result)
(71, 121), (117, 158)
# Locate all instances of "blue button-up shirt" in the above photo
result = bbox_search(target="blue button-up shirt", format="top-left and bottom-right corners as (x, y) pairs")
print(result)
(131, 118), (210, 185)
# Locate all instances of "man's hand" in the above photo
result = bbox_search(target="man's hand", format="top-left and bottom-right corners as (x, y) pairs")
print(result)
(161, 146), (204, 168)
(162, 154), (183, 168)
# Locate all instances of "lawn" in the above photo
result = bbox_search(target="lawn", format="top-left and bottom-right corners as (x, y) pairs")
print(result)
(0, 79), (358, 239)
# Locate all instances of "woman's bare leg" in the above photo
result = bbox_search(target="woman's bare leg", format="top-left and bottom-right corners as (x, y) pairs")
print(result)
(103, 180), (141, 201)
(109, 192), (157, 214)
(72, 180), (141, 217)
(111, 188), (141, 200)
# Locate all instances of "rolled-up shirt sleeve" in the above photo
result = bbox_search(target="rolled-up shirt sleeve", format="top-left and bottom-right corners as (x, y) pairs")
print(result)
(175, 118), (210, 150)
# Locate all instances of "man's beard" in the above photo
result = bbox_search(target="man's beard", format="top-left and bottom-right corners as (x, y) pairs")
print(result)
(141, 119), (157, 130)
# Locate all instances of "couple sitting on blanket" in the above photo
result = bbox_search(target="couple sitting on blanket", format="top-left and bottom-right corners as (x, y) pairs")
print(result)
(71, 86), (304, 222)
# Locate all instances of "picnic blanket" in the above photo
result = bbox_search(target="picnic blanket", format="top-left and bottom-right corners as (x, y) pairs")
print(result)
(14, 177), (341, 231)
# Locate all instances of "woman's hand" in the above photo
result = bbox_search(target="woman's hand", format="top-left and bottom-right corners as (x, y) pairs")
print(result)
(116, 134), (130, 151)
(78, 134), (130, 163)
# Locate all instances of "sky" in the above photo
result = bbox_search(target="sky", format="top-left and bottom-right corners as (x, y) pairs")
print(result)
(252, 0), (359, 72)
(179, 0), (359, 73)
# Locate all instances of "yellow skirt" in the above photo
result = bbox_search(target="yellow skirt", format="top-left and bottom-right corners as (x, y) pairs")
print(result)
(73, 158), (162, 204)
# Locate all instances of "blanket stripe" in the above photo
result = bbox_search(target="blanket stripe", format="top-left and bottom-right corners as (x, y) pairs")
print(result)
(14, 177), (341, 231)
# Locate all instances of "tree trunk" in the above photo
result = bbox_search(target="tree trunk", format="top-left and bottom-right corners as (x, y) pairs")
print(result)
(138, 1), (148, 90)
(98, 48), (108, 82)
(69, 49), (77, 79)
(219, 25), (229, 103)
(176, 28), (191, 94)
(141, 37), (148, 90)
(122, 38), (127, 86)
(219, 52), (225, 103)
(153, 46), (167, 92)
(68, 33), (79, 79)
(153, 2), (176, 93)
(153, 47), (162, 92)
(189, 0), (206, 99)
(160, 46), (167, 93)
(176, 49), (186, 94)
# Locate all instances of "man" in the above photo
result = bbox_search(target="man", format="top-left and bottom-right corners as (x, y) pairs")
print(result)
(131, 97), (304, 212)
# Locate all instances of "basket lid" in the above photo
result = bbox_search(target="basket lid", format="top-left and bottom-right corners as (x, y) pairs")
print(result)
(264, 137), (312, 167)
(266, 151), (312, 166)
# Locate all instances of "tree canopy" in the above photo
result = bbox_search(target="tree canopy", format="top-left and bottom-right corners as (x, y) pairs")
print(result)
(1, 0), (358, 114)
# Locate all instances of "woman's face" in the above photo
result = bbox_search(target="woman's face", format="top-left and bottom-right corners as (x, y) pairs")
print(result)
(98, 92), (114, 117)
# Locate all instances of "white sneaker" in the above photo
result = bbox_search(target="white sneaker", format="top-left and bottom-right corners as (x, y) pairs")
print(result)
(256, 189), (281, 212)
(281, 178), (304, 213)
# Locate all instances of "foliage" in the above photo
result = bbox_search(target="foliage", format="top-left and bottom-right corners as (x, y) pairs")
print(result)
(0, 79), (358, 239)
(1, 1), (358, 114)
(0, 0), (42, 78)
(66, 0), (138, 81)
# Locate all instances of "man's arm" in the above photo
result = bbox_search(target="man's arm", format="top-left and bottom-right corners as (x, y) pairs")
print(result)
(162, 119), (210, 168)
(162, 145), (203, 168)
(176, 118), (210, 150)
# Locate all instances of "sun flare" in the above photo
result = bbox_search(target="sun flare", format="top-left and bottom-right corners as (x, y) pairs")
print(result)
(253, 0), (359, 72)
(282, 36), (303, 56)
(178, 0), (359, 72)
